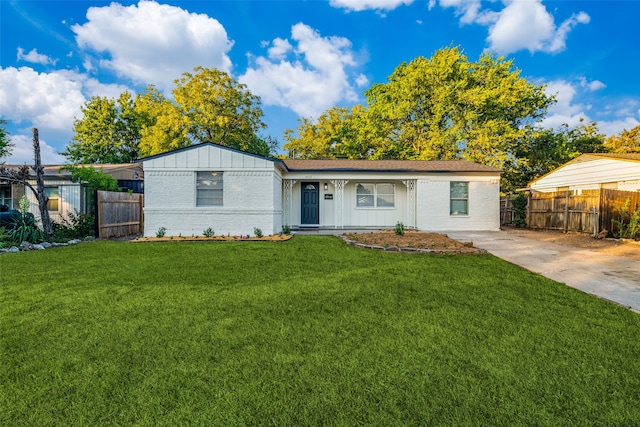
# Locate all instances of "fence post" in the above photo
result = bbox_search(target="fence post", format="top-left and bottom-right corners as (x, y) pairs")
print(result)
(502, 194), (510, 226)
(563, 191), (570, 233)
(592, 206), (598, 237)
(526, 192), (532, 228)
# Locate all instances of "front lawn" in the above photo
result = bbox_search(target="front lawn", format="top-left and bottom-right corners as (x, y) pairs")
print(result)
(2, 236), (639, 426)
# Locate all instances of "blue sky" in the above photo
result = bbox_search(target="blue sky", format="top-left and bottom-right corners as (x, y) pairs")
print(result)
(1, 0), (639, 164)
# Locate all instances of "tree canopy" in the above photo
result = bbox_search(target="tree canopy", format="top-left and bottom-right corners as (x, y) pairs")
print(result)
(605, 125), (640, 153)
(0, 119), (13, 160)
(285, 47), (553, 171)
(63, 92), (145, 164)
(502, 119), (606, 192)
(64, 67), (272, 164)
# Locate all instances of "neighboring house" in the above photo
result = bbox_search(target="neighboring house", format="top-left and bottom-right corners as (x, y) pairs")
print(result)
(140, 142), (501, 237)
(0, 164), (143, 225)
(529, 153), (640, 194)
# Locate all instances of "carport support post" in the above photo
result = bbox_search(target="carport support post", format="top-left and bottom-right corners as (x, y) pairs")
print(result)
(592, 206), (598, 237)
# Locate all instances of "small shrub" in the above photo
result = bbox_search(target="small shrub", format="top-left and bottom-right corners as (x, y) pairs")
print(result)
(510, 193), (528, 228)
(282, 225), (291, 235)
(7, 195), (45, 244)
(254, 227), (263, 238)
(203, 227), (215, 238)
(612, 198), (640, 240)
(8, 213), (45, 243)
(394, 221), (405, 236)
(156, 227), (167, 238)
(52, 211), (95, 241)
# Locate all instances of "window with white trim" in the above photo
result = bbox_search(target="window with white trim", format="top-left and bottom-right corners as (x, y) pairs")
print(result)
(356, 183), (395, 208)
(45, 187), (59, 212)
(0, 186), (12, 209)
(450, 182), (468, 215)
(196, 172), (223, 206)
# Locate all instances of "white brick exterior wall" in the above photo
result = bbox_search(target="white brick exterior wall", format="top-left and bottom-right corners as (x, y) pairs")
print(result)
(142, 145), (283, 237)
(142, 143), (501, 235)
(415, 177), (500, 231)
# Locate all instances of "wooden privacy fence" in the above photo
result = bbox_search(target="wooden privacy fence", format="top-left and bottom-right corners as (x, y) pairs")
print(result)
(97, 190), (144, 238)
(501, 189), (640, 236)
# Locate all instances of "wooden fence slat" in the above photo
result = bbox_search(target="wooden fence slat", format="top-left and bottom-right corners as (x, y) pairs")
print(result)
(501, 189), (639, 236)
(97, 190), (144, 238)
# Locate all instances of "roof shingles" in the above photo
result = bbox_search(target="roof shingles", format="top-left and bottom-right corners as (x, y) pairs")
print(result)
(282, 159), (501, 173)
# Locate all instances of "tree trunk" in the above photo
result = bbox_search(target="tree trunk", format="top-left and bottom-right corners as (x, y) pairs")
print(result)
(32, 128), (54, 236)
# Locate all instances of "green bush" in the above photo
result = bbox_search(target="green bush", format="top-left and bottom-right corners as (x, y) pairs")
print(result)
(156, 227), (167, 238)
(203, 227), (215, 237)
(8, 212), (45, 244)
(52, 211), (95, 241)
(7, 195), (45, 244)
(253, 227), (263, 238)
(612, 198), (640, 240)
(282, 225), (291, 235)
(394, 221), (405, 236)
(510, 193), (528, 228)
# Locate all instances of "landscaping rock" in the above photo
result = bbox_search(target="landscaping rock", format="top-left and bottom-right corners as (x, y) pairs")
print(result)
(40, 242), (52, 248)
(19, 241), (34, 251)
(33, 244), (45, 250)
(8, 246), (19, 253)
(67, 239), (82, 245)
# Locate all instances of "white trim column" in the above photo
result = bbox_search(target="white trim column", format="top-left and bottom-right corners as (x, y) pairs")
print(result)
(283, 179), (297, 227)
(402, 179), (417, 229)
(330, 180), (348, 229)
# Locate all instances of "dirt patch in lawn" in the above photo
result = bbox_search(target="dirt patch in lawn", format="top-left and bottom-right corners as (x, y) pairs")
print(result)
(342, 230), (484, 254)
(501, 227), (640, 261)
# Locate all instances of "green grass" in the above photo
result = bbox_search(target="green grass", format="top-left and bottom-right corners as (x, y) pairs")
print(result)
(2, 236), (640, 426)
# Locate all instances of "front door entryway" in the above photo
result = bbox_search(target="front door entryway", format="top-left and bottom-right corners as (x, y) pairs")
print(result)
(301, 182), (320, 225)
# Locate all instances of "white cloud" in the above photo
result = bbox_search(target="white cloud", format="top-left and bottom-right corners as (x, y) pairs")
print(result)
(598, 118), (640, 137)
(72, 0), (233, 91)
(268, 38), (293, 60)
(355, 73), (370, 87)
(486, 0), (589, 54)
(239, 23), (366, 119)
(541, 80), (589, 130)
(541, 78), (639, 136)
(329, 0), (413, 12)
(436, 0), (589, 54)
(439, 0), (486, 25)
(3, 134), (66, 165)
(579, 77), (605, 92)
(16, 48), (57, 65)
(0, 66), (130, 162)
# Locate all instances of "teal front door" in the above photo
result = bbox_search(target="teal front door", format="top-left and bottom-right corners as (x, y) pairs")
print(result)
(301, 182), (319, 225)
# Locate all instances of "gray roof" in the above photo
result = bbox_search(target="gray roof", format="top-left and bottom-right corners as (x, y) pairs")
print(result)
(578, 153), (640, 162)
(282, 159), (501, 173)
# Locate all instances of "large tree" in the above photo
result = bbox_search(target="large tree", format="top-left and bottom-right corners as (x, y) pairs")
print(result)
(502, 119), (607, 193)
(0, 119), (13, 160)
(137, 68), (270, 157)
(284, 47), (552, 171)
(63, 91), (146, 164)
(283, 106), (370, 159)
(66, 67), (271, 162)
(363, 47), (552, 165)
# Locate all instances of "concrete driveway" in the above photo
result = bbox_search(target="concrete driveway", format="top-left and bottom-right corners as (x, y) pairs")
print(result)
(446, 231), (640, 313)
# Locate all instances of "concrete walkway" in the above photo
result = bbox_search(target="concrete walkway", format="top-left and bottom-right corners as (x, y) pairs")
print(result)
(446, 231), (640, 313)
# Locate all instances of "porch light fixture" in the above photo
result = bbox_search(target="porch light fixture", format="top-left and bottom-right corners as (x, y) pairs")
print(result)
(324, 182), (328, 191)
